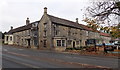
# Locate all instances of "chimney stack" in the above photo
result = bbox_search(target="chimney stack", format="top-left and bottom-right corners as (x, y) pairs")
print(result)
(26, 17), (30, 25)
(11, 26), (13, 30)
(44, 7), (47, 14)
(76, 18), (78, 23)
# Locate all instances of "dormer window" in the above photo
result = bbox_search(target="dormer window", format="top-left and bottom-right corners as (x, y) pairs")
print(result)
(32, 23), (37, 27)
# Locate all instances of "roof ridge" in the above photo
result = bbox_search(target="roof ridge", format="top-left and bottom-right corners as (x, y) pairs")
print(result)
(47, 14), (93, 31)
(47, 14), (91, 27)
(100, 32), (110, 37)
(47, 14), (77, 24)
(7, 20), (39, 33)
(11, 24), (31, 31)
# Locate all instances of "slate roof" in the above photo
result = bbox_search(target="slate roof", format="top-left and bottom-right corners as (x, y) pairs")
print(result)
(6, 13), (110, 37)
(48, 14), (111, 37)
(6, 21), (39, 34)
(100, 32), (110, 37)
(48, 14), (93, 31)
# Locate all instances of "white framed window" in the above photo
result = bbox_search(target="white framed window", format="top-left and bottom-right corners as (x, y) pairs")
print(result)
(10, 36), (12, 41)
(68, 40), (72, 45)
(6, 36), (9, 41)
(62, 40), (65, 46)
(57, 40), (61, 46)
(57, 40), (65, 47)
(86, 31), (89, 36)
(76, 41), (79, 45)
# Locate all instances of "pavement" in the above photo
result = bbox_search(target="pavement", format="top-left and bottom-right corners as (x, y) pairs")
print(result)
(2, 45), (119, 69)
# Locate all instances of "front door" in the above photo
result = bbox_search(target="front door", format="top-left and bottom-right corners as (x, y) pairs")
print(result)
(43, 40), (46, 48)
(73, 41), (75, 48)
(27, 39), (30, 46)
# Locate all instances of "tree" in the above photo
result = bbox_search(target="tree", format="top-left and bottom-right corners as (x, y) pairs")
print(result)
(82, 18), (100, 31)
(83, 18), (120, 38)
(86, 0), (120, 26)
(84, 0), (120, 38)
(110, 23), (120, 38)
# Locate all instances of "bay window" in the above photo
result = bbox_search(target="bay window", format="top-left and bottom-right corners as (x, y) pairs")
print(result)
(57, 40), (65, 47)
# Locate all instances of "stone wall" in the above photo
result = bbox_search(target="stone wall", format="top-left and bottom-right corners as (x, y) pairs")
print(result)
(38, 14), (52, 49)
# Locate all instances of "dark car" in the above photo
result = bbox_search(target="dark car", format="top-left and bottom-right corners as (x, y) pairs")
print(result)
(105, 46), (114, 51)
(113, 43), (120, 50)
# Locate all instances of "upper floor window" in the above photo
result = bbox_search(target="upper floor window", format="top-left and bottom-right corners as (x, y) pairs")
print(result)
(43, 30), (47, 37)
(75, 32), (77, 34)
(28, 30), (31, 36)
(44, 23), (47, 29)
(68, 31), (71, 36)
(80, 33), (82, 35)
(33, 23), (38, 27)
(55, 30), (59, 35)
(86, 31), (89, 37)
(53, 24), (59, 36)
(68, 28), (71, 36)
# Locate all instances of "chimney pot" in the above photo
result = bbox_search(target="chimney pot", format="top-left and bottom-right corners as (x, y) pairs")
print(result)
(26, 17), (30, 25)
(44, 7), (47, 14)
(11, 26), (13, 30)
(76, 18), (78, 23)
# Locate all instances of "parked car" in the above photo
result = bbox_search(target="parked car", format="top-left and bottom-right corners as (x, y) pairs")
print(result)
(96, 43), (114, 51)
(105, 46), (114, 51)
(113, 43), (120, 50)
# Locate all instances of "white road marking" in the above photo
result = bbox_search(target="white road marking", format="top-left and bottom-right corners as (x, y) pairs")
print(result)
(3, 49), (8, 51)
(19, 49), (23, 50)
(7, 51), (29, 57)
(65, 56), (73, 58)
(4, 50), (111, 68)
(12, 48), (17, 50)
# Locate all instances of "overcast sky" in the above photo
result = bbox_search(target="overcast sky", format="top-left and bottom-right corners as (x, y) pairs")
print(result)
(0, 0), (91, 32)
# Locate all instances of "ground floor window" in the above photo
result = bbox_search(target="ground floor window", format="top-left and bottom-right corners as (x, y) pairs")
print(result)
(76, 41), (79, 45)
(6, 36), (9, 41)
(57, 40), (65, 47)
(62, 40), (65, 46)
(57, 40), (61, 46)
(67, 40), (72, 45)
(80, 40), (82, 46)
(43, 40), (47, 47)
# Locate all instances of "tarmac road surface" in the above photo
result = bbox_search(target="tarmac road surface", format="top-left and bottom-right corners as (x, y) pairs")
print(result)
(2, 45), (119, 69)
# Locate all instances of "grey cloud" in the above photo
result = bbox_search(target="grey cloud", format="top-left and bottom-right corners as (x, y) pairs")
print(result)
(0, 0), (90, 32)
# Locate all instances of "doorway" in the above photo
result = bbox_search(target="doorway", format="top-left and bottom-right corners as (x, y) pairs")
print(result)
(27, 39), (30, 46)
(73, 41), (75, 48)
(43, 40), (47, 47)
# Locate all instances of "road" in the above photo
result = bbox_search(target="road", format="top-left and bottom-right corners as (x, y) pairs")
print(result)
(2, 45), (119, 68)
